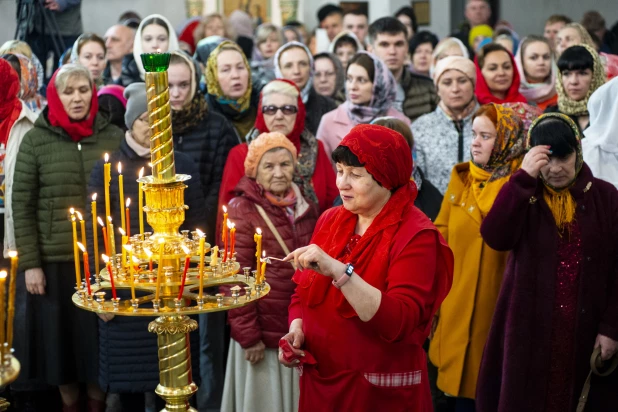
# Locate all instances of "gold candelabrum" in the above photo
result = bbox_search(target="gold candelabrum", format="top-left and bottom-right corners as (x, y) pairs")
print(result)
(71, 53), (270, 411)
(0, 253), (21, 411)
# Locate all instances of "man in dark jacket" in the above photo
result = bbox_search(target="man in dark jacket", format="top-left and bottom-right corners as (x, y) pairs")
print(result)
(451, 0), (492, 56)
(368, 17), (437, 122)
(102, 24), (135, 85)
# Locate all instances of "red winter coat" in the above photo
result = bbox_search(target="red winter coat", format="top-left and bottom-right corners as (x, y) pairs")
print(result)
(224, 177), (319, 349)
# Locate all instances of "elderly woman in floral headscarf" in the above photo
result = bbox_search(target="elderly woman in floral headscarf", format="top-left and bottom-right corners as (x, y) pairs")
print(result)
(477, 113), (618, 412)
(316, 51), (410, 159)
(205, 40), (262, 142)
(429, 103), (527, 411)
(279, 124), (453, 411)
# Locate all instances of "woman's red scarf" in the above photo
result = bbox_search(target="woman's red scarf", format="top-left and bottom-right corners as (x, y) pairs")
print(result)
(0, 59), (23, 146)
(474, 52), (527, 105)
(46, 69), (99, 142)
(254, 79), (305, 153)
(292, 124), (417, 317)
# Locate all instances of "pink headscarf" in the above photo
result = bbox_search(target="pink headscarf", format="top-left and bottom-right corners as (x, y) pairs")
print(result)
(514, 37), (557, 104)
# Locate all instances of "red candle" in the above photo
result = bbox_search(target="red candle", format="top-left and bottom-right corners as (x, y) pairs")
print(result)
(229, 222), (236, 257)
(103, 254), (117, 299)
(78, 243), (92, 295)
(125, 198), (131, 237)
(99, 217), (110, 256)
(177, 246), (191, 300)
(222, 206), (228, 261)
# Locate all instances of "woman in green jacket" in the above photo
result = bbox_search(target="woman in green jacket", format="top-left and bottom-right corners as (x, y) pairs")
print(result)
(12, 64), (122, 412)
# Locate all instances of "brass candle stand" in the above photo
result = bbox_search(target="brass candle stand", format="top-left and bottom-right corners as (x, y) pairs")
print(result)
(71, 53), (269, 411)
(0, 353), (20, 411)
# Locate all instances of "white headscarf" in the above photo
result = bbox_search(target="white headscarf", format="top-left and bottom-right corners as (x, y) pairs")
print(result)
(328, 31), (364, 54)
(133, 14), (180, 80)
(274, 41), (314, 104)
(582, 77), (618, 188)
(430, 37), (469, 79)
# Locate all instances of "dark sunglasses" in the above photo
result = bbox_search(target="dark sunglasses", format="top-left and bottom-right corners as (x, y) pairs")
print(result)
(262, 105), (298, 115)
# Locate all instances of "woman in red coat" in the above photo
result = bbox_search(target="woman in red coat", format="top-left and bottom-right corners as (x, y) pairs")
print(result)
(221, 132), (319, 412)
(218, 79), (338, 215)
(279, 124), (454, 411)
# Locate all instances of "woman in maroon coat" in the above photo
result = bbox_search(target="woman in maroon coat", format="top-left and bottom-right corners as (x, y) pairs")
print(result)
(221, 132), (319, 412)
(477, 113), (618, 412)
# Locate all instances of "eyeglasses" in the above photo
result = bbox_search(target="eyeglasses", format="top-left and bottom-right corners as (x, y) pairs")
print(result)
(262, 105), (298, 115)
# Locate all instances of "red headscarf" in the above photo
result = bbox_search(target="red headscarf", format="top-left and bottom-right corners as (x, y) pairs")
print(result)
(0, 59), (23, 146)
(293, 125), (430, 318)
(254, 79), (305, 153)
(474, 51), (527, 105)
(46, 68), (99, 142)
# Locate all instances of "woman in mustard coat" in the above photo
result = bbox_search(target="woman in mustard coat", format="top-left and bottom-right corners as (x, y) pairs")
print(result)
(429, 103), (527, 410)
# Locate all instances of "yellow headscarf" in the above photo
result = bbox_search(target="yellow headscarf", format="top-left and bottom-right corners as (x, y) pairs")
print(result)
(527, 113), (583, 231)
(469, 24), (494, 48)
(205, 40), (253, 113)
(469, 103), (526, 215)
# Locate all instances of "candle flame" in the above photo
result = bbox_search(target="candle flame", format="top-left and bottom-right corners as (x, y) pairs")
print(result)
(256, 228), (262, 235)
(0, 271), (7, 279)
(104, 153), (109, 163)
(107, 216), (113, 223)
(92, 193), (97, 201)
(223, 205), (227, 213)
(181, 245), (190, 255)
(123, 244), (132, 251)
(139, 167), (144, 178)
(102, 254), (109, 263)
(117, 162), (122, 174)
(71, 215), (76, 222)
(77, 242), (86, 253)
(69, 207), (75, 215)
(262, 250), (266, 257)
(158, 237), (165, 244)
(76, 211), (83, 221)
(118, 228), (126, 236)
(97, 217), (105, 227)
(156, 48), (161, 53)
(196, 229), (205, 238)
(8, 250), (17, 258)
(132, 256), (140, 263)
(227, 219), (233, 229)
(144, 248), (153, 258)
(126, 198), (131, 207)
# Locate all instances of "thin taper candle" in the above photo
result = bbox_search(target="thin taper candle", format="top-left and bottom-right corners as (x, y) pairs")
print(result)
(196, 229), (205, 300)
(76, 211), (86, 250)
(102, 254), (117, 299)
(138, 167), (144, 235)
(77, 243), (92, 295)
(125, 245), (136, 300)
(178, 246), (191, 300)
(0, 271), (6, 347)
(99, 217), (110, 257)
(118, 162), (125, 233)
(125, 198), (131, 237)
(7, 251), (18, 350)
(156, 238), (165, 301)
(70, 210), (81, 288)
(92, 194), (99, 276)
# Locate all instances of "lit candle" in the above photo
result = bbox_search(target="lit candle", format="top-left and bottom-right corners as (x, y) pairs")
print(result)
(76, 211), (86, 249)
(107, 216), (116, 257)
(102, 254), (117, 299)
(254, 228), (262, 278)
(196, 229), (205, 300)
(124, 244), (136, 301)
(156, 238), (165, 301)
(144, 248), (153, 272)
(125, 198), (131, 238)
(6, 251), (18, 350)
(77, 242), (92, 296)
(138, 167), (144, 235)
(222, 206), (228, 262)
(91, 194), (100, 276)
(119, 228), (128, 270)
(70, 209), (81, 288)
(104, 153), (111, 226)
(210, 245), (219, 267)
(0, 271), (6, 346)
(228, 221), (236, 258)
(98, 217), (110, 257)
(118, 162), (125, 233)
(260, 250), (267, 284)
(177, 245), (191, 300)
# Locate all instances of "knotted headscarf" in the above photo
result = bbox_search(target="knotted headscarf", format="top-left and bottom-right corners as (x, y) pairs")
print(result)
(8, 53), (38, 101)
(274, 41), (314, 104)
(343, 51), (397, 126)
(527, 113), (583, 231)
(46, 66), (99, 143)
(0, 59), (22, 146)
(556, 44), (606, 117)
(474, 49), (527, 105)
(206, 41), (253, 113)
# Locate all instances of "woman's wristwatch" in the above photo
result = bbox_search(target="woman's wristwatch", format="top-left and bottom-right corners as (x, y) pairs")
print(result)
(332, 263), (354, 289)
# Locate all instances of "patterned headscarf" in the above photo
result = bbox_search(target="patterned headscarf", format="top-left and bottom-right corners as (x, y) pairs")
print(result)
(527, 113), (583, 230)
(8, 53), (38, 100)
(556, 44), (606, 117)
(206, 41), (253, 113)
(343, 51), (397, 125)
(274, 41), (314, 104)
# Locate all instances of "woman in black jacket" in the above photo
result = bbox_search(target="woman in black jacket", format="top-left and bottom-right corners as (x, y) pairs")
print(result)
(86, 82), (205, 411)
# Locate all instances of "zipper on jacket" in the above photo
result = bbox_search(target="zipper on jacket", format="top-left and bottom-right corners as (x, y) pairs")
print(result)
(77, 142), (81, 151)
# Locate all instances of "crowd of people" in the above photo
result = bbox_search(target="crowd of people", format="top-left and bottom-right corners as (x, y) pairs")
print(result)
(1, 0), (618, 411)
